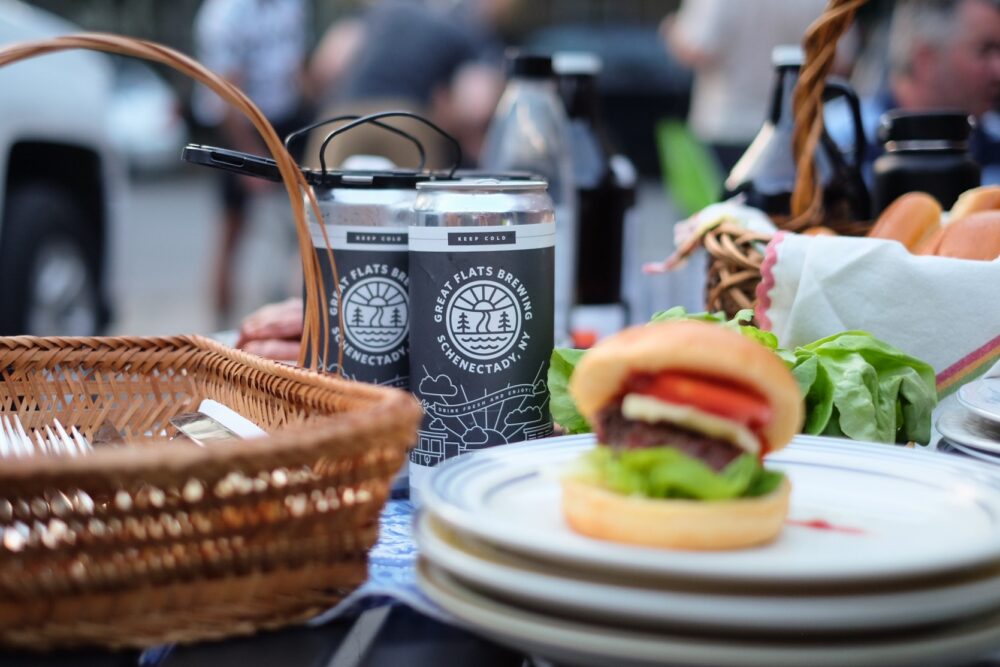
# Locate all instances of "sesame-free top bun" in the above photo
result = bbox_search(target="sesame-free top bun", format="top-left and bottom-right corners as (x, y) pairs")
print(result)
(569, 321), (803, 451)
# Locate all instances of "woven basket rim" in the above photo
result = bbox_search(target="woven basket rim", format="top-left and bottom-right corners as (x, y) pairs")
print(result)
(0, 334), (420, 481)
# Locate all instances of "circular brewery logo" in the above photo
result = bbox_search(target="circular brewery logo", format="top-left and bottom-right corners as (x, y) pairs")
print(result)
(446, 279), (522, 360)
(342, 276), (409, 353)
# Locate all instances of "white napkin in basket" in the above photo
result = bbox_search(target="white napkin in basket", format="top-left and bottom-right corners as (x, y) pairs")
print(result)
(755, 233), (1000, 395)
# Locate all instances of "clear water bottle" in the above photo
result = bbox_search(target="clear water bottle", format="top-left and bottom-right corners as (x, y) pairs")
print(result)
(481, 51), (577, 345)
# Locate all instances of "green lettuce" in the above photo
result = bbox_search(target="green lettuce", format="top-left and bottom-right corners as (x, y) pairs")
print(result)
(790, 332), (938, 444)
(548, 347), (590, 434)
(650, 307), (782, 352)
(548, 311), (938, 445)
(550, 308), (777, 433)
(571, 446), (784, 501)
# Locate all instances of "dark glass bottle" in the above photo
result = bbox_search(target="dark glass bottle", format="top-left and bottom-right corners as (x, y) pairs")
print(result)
(724, 47), (870, 225)
(873, 110), (980, 215)
(555, 53), (636, 307)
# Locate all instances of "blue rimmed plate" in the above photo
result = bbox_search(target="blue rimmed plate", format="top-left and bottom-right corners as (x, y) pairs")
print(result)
(417, 559), (1000, 667)
(421, 434), (1000, 584)
(959, 377), (1000, 425)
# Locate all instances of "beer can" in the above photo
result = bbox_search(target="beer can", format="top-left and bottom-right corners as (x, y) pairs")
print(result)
(309, 170), (429, 388)
(408, 179), (556, 495)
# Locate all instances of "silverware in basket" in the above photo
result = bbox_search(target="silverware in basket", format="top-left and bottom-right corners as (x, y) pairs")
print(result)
(0, 415), (92, 458)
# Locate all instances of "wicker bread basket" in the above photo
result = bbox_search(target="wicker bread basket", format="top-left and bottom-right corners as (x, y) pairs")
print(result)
(704, 0), (869, 315)
(0, 35), (420, 650)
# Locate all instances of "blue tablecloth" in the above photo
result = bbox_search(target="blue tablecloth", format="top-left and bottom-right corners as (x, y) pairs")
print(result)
(309, 499), (448, 626)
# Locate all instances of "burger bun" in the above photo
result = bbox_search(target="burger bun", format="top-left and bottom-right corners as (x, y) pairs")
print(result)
(561, 476), (791, 550)
(569, 321), (803, 453)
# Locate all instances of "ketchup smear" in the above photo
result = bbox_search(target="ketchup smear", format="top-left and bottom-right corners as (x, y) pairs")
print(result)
(786, 519), (866, 535)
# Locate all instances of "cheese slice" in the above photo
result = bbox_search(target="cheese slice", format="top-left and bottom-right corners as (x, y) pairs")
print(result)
(620, 393), (760, 455)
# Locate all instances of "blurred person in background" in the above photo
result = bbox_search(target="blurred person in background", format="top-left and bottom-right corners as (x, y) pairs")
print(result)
(235, 0), (513, 359)
(193, 0), (311, 327)
(845, 0), (1000, 183)
(662, 0), (827, 173)
(304, 0), (510, 169)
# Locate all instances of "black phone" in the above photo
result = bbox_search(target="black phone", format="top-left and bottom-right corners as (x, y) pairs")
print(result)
(182, 144), (327, 184)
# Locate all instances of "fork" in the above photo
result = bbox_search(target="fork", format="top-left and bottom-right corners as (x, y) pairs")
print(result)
(0, 415), (92, 458)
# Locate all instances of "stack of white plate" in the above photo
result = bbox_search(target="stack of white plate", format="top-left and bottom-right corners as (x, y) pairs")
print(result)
(416, 434), (1000, 667)
(937, 377), (1000, 464)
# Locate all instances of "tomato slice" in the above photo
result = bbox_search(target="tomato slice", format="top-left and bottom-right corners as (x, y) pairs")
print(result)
(626, 372), (772, 428)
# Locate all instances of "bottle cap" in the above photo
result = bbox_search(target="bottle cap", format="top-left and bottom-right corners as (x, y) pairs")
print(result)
(771, 45), (804, 68)
(552, 51), (602, 76)
(878, 110), (974, 145)
(506, 50), (554, 79)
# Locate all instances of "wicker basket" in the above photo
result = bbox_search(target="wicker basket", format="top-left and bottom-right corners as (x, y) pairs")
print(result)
(704, 0), (869, 315)
(0, 35), (421, 650)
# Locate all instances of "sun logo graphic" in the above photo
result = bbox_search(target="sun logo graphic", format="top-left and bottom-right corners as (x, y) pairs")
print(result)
(446, 279), (522, 361)
(342, 276), (409, 353)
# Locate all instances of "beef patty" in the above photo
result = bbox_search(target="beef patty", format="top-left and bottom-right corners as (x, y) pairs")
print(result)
(595, 403), (745, 471)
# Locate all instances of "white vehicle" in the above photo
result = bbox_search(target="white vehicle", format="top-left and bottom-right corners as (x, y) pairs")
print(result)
(108, 57), (189, 173)
(0, 0), (124, 334)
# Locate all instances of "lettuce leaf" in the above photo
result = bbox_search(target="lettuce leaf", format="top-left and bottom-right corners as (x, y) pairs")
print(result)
(650, 307), (781, 351)
(572, 446), (784, 501)
(549, 311), (938, 446)
(790, 332), (938, 444)
(550, 308), (780, 432)
(548, 347), (590, 434)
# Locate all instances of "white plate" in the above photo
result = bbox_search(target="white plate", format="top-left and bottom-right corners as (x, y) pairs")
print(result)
(422, 434), (1000, 583)
(938, 403), (1000, 454)
(416, 512), (1000, 634)
(959, 377), (1000, 424)
(938, 439), (1000, 467)
(417, 560), (1000, 667)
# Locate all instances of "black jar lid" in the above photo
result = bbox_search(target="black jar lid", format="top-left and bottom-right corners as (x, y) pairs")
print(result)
(506, 50), (554, 79)
(878, 110), (974, 145)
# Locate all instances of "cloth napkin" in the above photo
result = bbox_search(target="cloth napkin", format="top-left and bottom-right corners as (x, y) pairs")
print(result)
(756, 233), (1000, 398)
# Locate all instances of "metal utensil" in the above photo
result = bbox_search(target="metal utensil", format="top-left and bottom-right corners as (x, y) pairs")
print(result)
(0, 415), (92, 458)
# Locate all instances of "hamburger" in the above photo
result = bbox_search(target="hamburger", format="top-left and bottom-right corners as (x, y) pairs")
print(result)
(562, 320), (803, 550)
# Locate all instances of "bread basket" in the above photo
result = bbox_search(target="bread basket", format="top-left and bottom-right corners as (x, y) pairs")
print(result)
(0, 34), (420, 650)
(704, 0), (869, 315)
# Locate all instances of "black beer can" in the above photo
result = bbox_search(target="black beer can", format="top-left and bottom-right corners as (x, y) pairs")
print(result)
(408, 179), (556, 494)
(309, 171), (430, 388)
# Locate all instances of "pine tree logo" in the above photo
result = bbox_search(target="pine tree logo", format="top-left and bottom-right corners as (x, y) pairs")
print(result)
(446, 279), (523, 361)
(342, 276), (409, 354)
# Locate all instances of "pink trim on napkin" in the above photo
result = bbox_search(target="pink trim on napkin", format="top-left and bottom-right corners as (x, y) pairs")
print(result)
(754, 232), (788, 331)
(936, 333), (1000, 396)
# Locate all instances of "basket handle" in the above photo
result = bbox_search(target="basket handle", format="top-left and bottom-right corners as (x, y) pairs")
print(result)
(319, 110), (463, 177)
(284, 114), (428, 171)
(788, 0), (867, 230)
(0, 33), (340, 372)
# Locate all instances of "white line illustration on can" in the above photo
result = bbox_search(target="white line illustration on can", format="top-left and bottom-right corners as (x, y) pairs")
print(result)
(343, 275), (409, 354)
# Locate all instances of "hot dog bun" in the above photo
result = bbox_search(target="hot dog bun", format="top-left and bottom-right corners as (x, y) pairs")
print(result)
(868, 192), (942, 251)
(950, 186), (1000, 222)
(803, 226), (837, 237)
(934, 211), (1000, 260)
